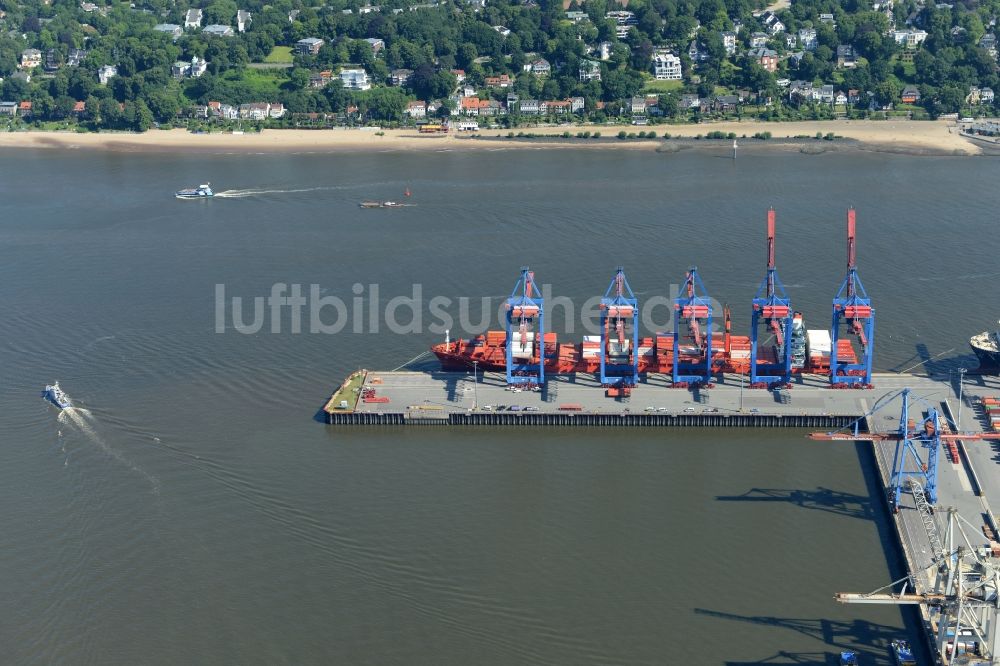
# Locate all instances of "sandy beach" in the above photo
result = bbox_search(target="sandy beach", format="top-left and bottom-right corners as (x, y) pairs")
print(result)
(0, 119), (983, 155)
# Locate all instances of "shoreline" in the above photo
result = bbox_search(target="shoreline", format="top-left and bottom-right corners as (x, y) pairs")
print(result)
(0, 119), (986, 157)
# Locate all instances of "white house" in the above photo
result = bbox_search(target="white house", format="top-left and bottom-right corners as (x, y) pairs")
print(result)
(579, 60), (601, 82)
(405, 101), (427, 118)
(98, 64), (117, 84)
(652, 51), (682, 80)
(721, 31), (737, 55)
(203, 24), (234, 37)
(184, 8), (202, 29)
(893, 28), (928, 47)
(798, 28), (817, 50)
(154, 23), (183, 39)
(237, 10), (251, 32)
(340, 68), (371, 90)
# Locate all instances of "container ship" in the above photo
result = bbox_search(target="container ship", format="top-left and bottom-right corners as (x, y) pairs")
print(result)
(971, 322), (1000, 374)
(432, 312), (856, 377)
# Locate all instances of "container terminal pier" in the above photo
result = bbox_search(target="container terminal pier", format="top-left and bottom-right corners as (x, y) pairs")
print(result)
(322, 210), (1000, 665)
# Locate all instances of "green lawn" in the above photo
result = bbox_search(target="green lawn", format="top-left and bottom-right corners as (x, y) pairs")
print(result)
(643, 79), (683, 93)
(264, 46), (294, 63)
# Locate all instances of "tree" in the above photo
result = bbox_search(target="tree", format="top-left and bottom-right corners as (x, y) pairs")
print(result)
(409, 64), (455, 100)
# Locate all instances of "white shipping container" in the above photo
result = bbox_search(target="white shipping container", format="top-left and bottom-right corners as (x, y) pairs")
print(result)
(584, 335), (601, 343)
(806, 329), (832, 354)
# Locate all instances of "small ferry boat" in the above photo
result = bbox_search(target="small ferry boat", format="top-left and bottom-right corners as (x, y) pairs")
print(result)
(360, 200), (404, 209)
(840, 651), (858, 666)
(42, 381), (72, 409)
(892, 639), (917, 666)
(175, 183), (214, 199)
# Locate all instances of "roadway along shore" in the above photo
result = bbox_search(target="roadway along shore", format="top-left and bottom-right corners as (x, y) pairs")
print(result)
(0, 119), (984, 156)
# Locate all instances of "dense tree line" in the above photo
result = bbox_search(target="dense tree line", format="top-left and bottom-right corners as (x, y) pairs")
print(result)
(1, 0), (998, 129)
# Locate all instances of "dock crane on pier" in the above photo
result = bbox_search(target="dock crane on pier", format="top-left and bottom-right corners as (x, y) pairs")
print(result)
(809, 388), (1000, 512)
(672, 267), (714, 387)
(750, 209), (794, 388)
(505, 266), (545, 387)
(831, 209), (875, 387)
(835, 508), (1000, 665)
(599, 267), (639, 390)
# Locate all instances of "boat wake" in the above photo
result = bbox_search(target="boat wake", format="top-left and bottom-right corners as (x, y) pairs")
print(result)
(214, 186), (343, 198)
(57, 407), (161, 495)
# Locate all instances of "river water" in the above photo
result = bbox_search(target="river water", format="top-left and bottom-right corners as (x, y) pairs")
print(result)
(2, 144), (997, 664)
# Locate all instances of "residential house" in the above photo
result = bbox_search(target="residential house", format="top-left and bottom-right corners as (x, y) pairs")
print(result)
(569, 96), (585, 113)
(598, 41), (613, 61)
(405, 101), (427, 118)
(67, 49), (86, 67)
(98, 64), (117, 84)
(484, 74), (513, 88)
(688, 40), (709, 63)
(547, 100), (571, 114)
(983, 87), (995, 104)
(0, 101), (16, 116)
(184, 8), (202, 29)
(566, 10), (587, 22)
(268, 103), (285, 118)
(721, 31), (737, 56)
(390, 68), (413, 86)
(203, 25), (234, 36)
(296, 38), (324, 56)
(798, 28), (817, 50)
(365, 38), (385, 54)
(714, 95), (739, 112)
(492, 25), (511, 37)
(219, 104), (239, 120)
(848, 89), (861, 105)
(968, 86), (995, 105)
(20, 49), (41, 69)
(460, 96), (489, 115)
(750, 32), (768, 48)
(239, 102), (270, 120)
(288, 9), (300, 21)
(309, 70), (333, 88)
(518, 99), (541, 114)
(979, 34), (997, 59)
(749, 47), (778, 72)
(901, 85), (920, 103)
(579, 60), (601, 82)
(71, 100), (85, 115)
(679, 94), (701, 110)
(19, 101), (32, 117)
(629, 96), (646, 114)
(189, 105), (208, 119)
(451, 69), (466, 83)
(340, 68), (371, 90)
(819, 84), (835, 103)
(172, 60), (191, 78)
(788, 51), (805, 67)
(154, 23), (183, 39)
(45, 49), (61, 72)
(237, 10), (251, 32)
(785, 33), (797, 48)
(528, 58), (551, 76)
(788, 80), (814, 104)
(833, 91), (847, 106)
(893, 29), (928, 47)
(761, 11), (785, 35)
(653, 51), (682, 80)
(818, 13), (835, 24)
(836, 45), (857, 68)
(208, 100), (221, 115)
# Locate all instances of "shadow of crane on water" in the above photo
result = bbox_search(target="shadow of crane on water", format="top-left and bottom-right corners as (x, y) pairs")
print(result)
(696, 608), (902, 666)
(715, 487), (875, 521)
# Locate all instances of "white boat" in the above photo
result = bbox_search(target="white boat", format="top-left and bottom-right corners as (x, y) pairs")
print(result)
(175, 183), (213, 199)
(42, 381), (72, 409)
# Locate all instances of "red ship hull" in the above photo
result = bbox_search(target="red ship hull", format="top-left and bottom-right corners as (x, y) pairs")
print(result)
(432, 330), (857, 377)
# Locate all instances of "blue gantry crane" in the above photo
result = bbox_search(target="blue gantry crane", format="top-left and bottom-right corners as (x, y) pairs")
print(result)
(599, 267), (639, 388)
(750, 209), (793, 388)
(808, 389), (980, 512)
(672, 267), (714, 387)
(505, 266), (545, 387)
(831, 209), (874, 387)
